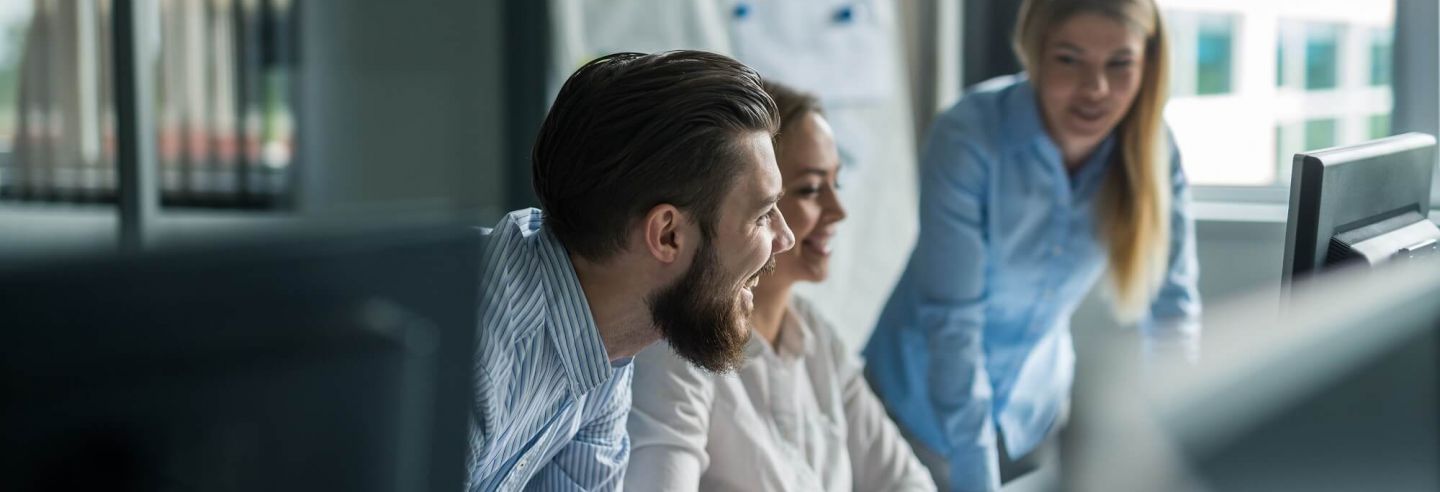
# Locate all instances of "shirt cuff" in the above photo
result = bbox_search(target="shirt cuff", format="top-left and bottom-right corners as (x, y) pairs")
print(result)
(1141, 317), (1201, 365)
(944, 442), (1001, 492)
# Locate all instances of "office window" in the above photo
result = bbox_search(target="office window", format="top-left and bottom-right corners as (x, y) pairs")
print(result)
(0, 0), (296, 209)
(1159, 1), (1395, 188)
(1276, 123), (1299, 184)
(1304, 118), (1338, 152)
(1304, 23), (1341, 91)
(1370, 28), (1393, 87)
(1276, 41), (1287, 87)
(1165, 11), (1237, 97)
(1194, 14), (1234, 95)
(1276, 119), (1341, 185)
(1369, 114), (1391, 140)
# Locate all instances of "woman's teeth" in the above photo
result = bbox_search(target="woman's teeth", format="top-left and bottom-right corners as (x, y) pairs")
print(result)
(1072, 107), (1106, 121)
(803, 237), (832, 256)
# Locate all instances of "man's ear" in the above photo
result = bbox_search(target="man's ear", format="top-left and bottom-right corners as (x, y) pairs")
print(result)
(641, 204), (689, 265)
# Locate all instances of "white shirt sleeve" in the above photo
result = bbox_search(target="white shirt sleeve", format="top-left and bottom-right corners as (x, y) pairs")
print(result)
(623, 343), (715, 491)
(799, 300), (938, 492)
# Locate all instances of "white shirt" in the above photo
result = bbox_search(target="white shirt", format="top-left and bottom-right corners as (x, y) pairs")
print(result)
(625, 296), (936, 492)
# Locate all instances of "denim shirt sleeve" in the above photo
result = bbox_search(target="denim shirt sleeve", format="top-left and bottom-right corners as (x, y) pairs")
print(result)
(914, 110), (1003, 492)
(1140, 134), (1203, 363)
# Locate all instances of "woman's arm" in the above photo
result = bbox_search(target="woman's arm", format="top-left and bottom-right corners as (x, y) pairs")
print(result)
(912, 110), (1001, 492)
(838, 339), (938, 491)
(623, 345), (716, 491)
(1141, 134), (1203, 363)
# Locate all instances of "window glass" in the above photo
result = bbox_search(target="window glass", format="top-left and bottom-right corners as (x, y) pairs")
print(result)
(1370, 28), (1393, 87)
(1160, 1), (1395, 187)
(1304, 23), (1341, 91)
(1195, 14), (1234, 95)
(1369, 113), (1391, 140)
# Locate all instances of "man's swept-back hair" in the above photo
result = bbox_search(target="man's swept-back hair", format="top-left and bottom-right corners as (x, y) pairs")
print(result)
(532, 50), (781, 261)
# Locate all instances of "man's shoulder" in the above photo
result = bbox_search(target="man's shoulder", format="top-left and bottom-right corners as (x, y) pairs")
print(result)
(481, 208), (546, 244)
(476, 209), (554, 355)
(480, 208), (552, 281)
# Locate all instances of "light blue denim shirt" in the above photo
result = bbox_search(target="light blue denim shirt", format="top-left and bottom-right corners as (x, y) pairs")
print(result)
(470, 208), (634, 491)
(862, 75), (1200, 492)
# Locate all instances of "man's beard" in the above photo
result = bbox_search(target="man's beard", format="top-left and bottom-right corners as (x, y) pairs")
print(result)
(648, 240), (773, 373)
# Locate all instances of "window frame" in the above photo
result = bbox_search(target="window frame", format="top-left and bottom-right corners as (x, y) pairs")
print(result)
(1182, 1), (1436, 207)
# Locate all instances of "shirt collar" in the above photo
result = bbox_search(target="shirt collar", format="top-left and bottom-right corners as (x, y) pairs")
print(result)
(781, 304), (816, 358)
(742, 301), (816, 362)
(527, 211), (614, 396)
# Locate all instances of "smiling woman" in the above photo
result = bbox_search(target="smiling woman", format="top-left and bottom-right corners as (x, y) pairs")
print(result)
(861, 0), (1201, 490)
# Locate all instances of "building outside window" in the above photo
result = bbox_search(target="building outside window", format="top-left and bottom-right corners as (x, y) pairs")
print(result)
(1369, 28), (1392, 87)
(1160, 0), (1394, 187)
(1194, 14), (1235, 95)
(1302, 23), (1341, 91)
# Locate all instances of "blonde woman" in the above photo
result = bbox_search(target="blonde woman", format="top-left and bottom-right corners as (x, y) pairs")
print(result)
(862, 0), (1200, 490)
(625, 81), (936, 491)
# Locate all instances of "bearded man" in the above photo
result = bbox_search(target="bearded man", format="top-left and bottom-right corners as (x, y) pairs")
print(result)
(470, 50), (795, 491)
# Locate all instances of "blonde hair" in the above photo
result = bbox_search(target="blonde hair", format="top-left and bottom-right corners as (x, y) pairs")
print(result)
(1013, 0), (1171, 321)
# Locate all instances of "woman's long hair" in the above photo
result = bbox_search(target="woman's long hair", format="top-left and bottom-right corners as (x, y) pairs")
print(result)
(1013, 0), (1172, 321)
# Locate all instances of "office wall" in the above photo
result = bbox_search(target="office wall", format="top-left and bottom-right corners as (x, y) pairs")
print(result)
(299, 0), (505, 222)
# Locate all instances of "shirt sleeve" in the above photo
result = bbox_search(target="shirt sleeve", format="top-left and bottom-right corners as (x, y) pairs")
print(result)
(825, 317), (937, 491)
(622, 344), (716, 491)
(1140, 132), (1203, 364)
(524, 366), (633, 491)
(913, 110), (1001, 492)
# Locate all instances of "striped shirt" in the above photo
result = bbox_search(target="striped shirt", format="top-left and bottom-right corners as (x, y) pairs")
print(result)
(469, 208), (633, 491)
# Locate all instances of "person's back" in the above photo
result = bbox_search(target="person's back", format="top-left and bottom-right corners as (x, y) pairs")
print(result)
(469, 50), (796, 490)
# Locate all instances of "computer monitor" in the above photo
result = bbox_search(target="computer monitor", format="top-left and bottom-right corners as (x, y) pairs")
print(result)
(0, 225), (481, 492)
(1065, 257), (1440, 492)
(1282, 132), (1440, 284)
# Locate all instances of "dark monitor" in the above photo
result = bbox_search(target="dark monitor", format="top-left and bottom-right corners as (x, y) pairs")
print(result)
(1282, 132), (1440, 284)
(1066, 258), (1440, 491)
(0, 225), (481, 492)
